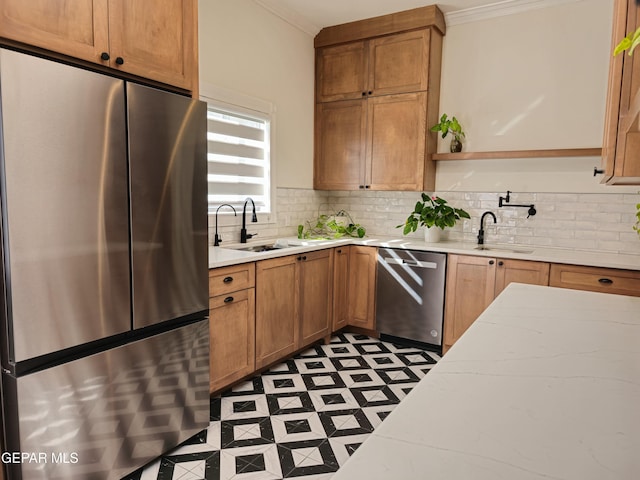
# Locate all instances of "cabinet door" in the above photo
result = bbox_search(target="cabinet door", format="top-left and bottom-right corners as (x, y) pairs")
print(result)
(316, 41), (368, 102)
(299, 250), (334, 346)
(368, 30), (430, 97)
(366, 92), (428, 191)
(209, 288), (255, 393)
(494, 259), (550, 296)
(347, 246), (377, 330)
(443, 255), (496, 353)
(256, 256), (299, 369)
(332, 247), (350, 331)
(0, 0), (109, 63)
(602, 0), (640, 184)
(314, 100), (367, 190)
(107, 0), (197, 90)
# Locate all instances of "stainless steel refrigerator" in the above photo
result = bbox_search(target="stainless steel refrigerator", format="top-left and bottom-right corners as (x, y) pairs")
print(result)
(0, 48), (209, 479)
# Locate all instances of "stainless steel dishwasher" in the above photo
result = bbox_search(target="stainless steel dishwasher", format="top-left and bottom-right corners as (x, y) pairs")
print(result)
(376, 248), (447, 350)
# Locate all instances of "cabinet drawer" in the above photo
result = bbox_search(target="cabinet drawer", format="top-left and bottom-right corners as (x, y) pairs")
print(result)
(209, 263), (255, 297)
(549, 263), (640, 297)
(209, 288), (252, 310)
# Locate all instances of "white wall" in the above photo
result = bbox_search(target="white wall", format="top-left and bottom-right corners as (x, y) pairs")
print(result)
(435, 0), (640, 193)
(198, 0), (315, 188)
(198, 0), (637, 197)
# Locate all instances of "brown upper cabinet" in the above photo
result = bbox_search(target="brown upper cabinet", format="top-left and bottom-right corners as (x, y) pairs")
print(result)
(0, 0), (198, 94)
(601, 0), (640, 184)
(314, 6), (445, 192)
(317, 30), (430, 102)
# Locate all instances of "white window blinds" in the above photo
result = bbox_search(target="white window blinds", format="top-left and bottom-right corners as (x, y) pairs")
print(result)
(207, 105), (271, 214)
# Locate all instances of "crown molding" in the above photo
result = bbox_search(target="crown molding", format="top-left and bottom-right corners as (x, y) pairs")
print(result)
(445, 0), (583, 27)
(253, 0), (320, 37)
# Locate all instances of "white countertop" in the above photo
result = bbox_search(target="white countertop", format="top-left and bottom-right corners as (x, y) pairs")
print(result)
(209, 236), (640, 271)
(332, 283), (640, 480)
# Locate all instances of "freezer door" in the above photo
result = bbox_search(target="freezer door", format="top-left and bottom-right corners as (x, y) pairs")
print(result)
(3, 320), (210, 480)
(0, 49), (131, 362)
(127, 84), (208, 328)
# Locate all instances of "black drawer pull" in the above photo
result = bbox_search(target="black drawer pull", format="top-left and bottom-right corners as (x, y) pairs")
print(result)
(598, 278), (613, 284)
(223, 276), (233, 283)
(224, 296), (234, 303)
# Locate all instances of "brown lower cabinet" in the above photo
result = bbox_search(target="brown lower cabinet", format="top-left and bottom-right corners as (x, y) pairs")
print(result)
(209, 263), (256, 394)
(332, 247), (350, 331)
(209, 245), (377, 393)
(346, 246), (377, 330)
(549, 263), (640, 297)
(332, 245), (377, 332)
(255, 249), (334, 370)
(443, 255), (550, 353)
(209, 288), (255, 393)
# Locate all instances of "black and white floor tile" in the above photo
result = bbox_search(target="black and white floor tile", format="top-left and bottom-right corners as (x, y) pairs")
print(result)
(123, 333), (439, 480)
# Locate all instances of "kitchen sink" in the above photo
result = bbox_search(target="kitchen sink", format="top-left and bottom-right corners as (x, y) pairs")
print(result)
(222, 242), (294, 253)
(474, 246), (534, 254)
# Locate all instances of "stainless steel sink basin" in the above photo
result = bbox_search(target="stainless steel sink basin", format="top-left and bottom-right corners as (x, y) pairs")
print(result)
(474, 246), (534, 254)
(222, 242), (294, 253)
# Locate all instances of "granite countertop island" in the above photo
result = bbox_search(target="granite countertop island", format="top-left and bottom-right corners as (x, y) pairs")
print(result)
(332, 283), (640, 480)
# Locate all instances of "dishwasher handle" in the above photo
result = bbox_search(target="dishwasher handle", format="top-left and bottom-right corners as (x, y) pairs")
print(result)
(382, 257), (438, 269)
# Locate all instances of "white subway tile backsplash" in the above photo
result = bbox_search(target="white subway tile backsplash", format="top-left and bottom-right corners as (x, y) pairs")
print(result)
(208, 188), (640, 255)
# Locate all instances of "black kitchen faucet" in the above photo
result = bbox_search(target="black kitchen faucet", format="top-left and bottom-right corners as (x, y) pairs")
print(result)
(477, 211), (497, 245)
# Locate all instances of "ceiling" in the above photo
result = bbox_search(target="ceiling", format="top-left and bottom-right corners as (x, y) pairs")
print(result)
(253, 0), (515, 35)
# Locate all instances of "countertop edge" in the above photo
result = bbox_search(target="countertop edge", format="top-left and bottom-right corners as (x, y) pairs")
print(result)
(209, 236), (640, 271)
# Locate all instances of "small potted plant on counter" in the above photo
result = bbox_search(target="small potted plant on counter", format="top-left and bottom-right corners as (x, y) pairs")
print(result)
(298, 209), (366, 239)
(398, 194), (470, 243)
(430, 113), (466, 153)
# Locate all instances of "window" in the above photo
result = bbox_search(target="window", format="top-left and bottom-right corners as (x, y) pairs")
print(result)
(204, 99), (272, 215)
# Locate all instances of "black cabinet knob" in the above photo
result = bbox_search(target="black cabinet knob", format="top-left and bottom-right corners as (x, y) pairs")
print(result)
(593, 167), (604, 176)
(100, 52), (110, 61)
(223, 276), (233, 283)
(297, 256), (301, 261)
(365, 185), (370, 189)
(362, 92), (366, 96)
(368, 91), (372, 95)
(598, 278), (613, 284)
(498, 261), (504, 266)
(337, 249), (342, 253)
(224, 296), (234, 303)
(115, 57), (124, 65)
(489, 260), (495, 265)
(302, 256), (307, 261)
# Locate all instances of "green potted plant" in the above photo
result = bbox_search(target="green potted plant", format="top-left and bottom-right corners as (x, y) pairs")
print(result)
(298, 209), (366, 239)
(430, 113), (465, 153)
(397, 194), (470, 243)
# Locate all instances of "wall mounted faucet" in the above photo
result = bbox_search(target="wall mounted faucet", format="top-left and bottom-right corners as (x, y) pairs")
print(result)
(241, 197), (258, 243)
(214, 204), (237, 246)
(499, 191), (537, 218)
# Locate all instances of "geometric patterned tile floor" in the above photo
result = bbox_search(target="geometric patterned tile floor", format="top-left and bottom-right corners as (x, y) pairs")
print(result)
(123, 333), (440, 480)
